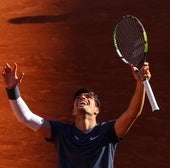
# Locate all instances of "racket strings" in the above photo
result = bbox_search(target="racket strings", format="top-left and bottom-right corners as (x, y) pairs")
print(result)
(115, 17), (146, 66)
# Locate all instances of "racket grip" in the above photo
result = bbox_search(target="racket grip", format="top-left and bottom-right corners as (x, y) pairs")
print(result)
(143, 79), (159, 112)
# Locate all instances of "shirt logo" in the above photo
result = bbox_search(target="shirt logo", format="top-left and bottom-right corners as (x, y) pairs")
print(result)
(90, 135), (99, 140)
(74, 135), (79, 140)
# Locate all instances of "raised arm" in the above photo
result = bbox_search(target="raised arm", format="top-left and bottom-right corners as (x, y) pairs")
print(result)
(114, 62), (151, 138)
(2, 63), (51, 138)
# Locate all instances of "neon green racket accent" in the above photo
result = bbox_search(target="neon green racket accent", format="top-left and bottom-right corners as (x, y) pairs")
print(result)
(143, 31), (148, 53)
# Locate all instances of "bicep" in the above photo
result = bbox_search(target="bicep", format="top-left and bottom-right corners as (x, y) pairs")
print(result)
(114, 110), (137, 138)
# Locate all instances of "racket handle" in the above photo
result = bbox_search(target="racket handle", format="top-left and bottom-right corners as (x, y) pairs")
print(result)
(143, 79), (159, 112)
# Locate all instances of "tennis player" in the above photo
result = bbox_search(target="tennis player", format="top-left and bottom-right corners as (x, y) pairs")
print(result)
(2, 62), (151, 168)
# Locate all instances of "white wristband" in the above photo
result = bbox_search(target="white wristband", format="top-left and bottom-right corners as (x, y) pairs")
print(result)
(9, 97), (45, 131)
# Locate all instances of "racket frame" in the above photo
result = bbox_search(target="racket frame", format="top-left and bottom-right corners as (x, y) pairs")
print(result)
(113, 15), (159, 112)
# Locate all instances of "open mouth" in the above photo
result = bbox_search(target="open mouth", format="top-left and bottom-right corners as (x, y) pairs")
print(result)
(79, 101), (89, 106)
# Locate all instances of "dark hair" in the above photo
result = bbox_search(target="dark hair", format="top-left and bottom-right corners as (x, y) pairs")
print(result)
(74, 88), (101, 108)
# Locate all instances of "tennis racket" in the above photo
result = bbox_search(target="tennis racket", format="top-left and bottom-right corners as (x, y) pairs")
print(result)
(113, 15), (159, 112)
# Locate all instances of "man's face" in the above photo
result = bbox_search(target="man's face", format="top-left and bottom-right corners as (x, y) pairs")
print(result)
(73, 93), (99, 116)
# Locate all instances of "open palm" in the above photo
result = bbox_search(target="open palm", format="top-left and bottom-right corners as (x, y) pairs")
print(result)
(2, 63), (24, 89)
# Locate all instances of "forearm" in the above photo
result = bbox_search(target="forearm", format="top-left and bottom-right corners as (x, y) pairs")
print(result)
(115, 81), (145, 137)
(127, 81), (145, 118)
(6, 87), (45, 131)
(115, 63), (150, 138)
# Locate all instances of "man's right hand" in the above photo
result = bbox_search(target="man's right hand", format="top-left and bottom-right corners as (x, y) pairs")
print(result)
(2, 63), (24, 89)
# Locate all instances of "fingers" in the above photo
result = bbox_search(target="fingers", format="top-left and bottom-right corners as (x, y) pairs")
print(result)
(18, 72), (25, 83)
(13, 63), (18, 76)
(2, 62), (24, 82)
(131, 66), (139, 73)
(2, 63), (17, 74)
(141, 62), (151, 80)
(144, 62), (149, 66)
(2, 63), (12, 74)
(13, 63), (25, 83)
(131, 62), (151, 81)
(1, 63), (24, 89)
(141, 62), (151, 79)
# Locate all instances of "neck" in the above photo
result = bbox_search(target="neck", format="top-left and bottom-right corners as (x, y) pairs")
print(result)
(74, 115), (97, 132)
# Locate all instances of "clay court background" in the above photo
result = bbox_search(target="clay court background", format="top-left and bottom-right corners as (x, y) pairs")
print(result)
(0, 0), (170, 167)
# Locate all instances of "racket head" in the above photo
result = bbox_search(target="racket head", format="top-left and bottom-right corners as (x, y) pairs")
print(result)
(113, 15), (148, 67)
